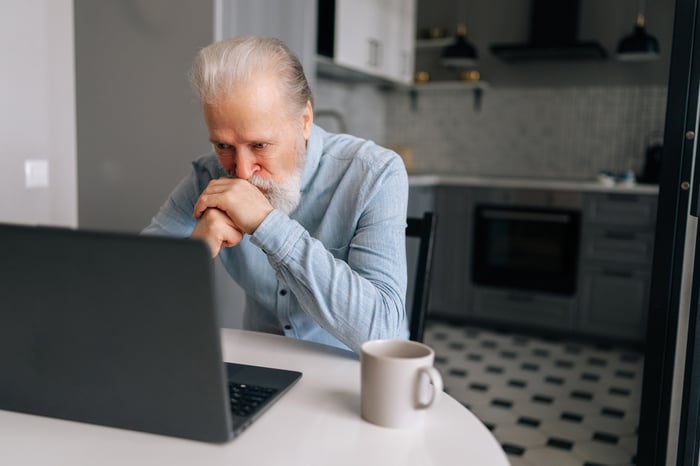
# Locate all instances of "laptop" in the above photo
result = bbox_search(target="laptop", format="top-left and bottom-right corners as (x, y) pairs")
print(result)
(0, 223), (301, 443)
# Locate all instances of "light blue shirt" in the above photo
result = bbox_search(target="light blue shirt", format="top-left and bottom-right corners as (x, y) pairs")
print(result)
(143, 125), (409, 353)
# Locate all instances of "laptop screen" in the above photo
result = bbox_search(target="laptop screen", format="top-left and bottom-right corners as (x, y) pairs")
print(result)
(0, 224), (235, 441)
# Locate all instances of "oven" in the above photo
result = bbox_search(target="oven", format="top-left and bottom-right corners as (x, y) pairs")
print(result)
(472, 204), (581, 295)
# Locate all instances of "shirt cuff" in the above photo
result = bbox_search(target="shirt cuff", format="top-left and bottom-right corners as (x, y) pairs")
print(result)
(250, 209), (303, 261)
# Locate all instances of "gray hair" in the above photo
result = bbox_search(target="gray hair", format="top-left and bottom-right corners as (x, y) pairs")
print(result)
(190, 36), (313, 114)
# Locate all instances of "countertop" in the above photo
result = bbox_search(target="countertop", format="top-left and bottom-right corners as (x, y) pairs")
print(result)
(407, 174), (659, 195)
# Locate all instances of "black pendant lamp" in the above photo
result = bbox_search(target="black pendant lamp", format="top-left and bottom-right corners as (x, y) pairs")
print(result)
(616, 0), (659, 61)
(441, 24), (478, 68)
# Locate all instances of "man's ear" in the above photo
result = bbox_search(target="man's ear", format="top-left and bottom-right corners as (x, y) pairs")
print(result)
(302, 101), (313, 140)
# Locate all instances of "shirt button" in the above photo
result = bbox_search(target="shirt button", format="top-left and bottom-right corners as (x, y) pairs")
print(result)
(284, 324), (292, 330)
(279, 289), (288, 296)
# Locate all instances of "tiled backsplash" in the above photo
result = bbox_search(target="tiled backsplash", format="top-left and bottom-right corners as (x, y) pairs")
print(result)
(315, 79), (667, 182)
(314, 79), (388, 144)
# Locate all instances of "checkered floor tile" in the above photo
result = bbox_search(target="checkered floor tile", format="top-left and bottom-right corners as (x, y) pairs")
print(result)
(423, 320), (643, 466)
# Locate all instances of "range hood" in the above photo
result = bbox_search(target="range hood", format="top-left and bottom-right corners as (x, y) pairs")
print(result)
(490, 0), (607, 62)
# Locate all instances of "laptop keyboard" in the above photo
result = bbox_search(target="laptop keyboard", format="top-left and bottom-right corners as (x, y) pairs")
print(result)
(228, 382), (279, 417)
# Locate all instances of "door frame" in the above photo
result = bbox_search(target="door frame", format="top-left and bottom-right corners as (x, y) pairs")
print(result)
(637, 0), (700, 464)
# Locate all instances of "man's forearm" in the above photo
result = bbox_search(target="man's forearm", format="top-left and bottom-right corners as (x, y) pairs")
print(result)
(251, 210), (408, 353)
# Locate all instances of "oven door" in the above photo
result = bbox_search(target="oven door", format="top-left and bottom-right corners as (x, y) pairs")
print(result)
(472, 205), (581, 295)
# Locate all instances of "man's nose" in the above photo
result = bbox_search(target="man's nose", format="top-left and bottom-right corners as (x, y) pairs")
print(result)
(234, 151), (258, 179)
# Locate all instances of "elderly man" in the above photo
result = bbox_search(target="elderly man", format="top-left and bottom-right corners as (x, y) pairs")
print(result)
(143, 36), (408, 353)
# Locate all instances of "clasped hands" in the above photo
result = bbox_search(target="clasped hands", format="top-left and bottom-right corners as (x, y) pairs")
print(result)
(191, 178), (273, 257)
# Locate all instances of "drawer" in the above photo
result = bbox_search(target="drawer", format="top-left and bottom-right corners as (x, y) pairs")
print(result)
(578, 265), (650, 341)
(584, 193), (657, 227)
(580, 228), (655, 264)
(472, 287), (575, 330)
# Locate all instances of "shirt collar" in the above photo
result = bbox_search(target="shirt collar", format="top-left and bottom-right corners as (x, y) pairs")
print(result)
(300, 124), (324, 192)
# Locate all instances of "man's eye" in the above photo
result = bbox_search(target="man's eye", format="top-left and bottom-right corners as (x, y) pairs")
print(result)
(215, 143), (230, 150)
(252, 143), (268, 150)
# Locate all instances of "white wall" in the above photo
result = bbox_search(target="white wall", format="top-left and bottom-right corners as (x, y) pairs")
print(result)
(0, 0), (77, 227)
(74, 0), (214, 233)
(216, 0), (317, 91)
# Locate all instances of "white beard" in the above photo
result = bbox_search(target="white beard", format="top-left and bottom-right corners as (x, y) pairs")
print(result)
(222, 132), (307, 215)
(248, 168), (302, 215)
(246, 135), (306, 214)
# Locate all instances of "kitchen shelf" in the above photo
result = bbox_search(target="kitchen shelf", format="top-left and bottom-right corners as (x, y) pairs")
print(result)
(408, 80), (489, 111)
(409, 80), (490, 91)
(316, 55), (393, 85)
(414, 35), (486, 95)
(415, 37), (454, 49)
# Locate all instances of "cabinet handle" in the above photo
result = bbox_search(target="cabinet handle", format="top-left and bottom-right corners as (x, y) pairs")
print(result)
(602, 269), (634, 278)
(367, 39), (381, 67)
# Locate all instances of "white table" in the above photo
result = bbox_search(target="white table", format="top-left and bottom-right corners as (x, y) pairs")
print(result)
(0, 329), (510, 466)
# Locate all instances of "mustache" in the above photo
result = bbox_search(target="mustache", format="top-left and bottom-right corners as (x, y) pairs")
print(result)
(246, 174), (275, 191)
(223, 171), (272, 190)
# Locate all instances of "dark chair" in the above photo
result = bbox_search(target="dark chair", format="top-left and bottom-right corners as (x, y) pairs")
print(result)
(406, 212), (437, 342)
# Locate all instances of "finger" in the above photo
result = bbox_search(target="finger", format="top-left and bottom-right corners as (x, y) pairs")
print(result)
(194, 180), (240, 218)
(193, 193), (226, 218)
(221, 228), (244, 249)
(202, 177), (238, 194)
(193, 197), (209, 218)
(200, 181), (232, 195)
(207, 239), (222, 258)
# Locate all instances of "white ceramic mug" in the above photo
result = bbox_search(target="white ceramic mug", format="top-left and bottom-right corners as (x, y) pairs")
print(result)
(360, 339), (443, 428)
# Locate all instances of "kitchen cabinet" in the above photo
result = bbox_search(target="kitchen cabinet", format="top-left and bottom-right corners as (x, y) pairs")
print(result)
(472, 288), (576, 330)
(408, 185), (474, 320)
(579, 266), (651, 337)
(583, 192), (657, 228)
(317, 0), (416, 85)
(408, 178), (658, 344)
(577, 193), (657, 341)
(429, 186), (474, 319)
(383, 0), (416, 84)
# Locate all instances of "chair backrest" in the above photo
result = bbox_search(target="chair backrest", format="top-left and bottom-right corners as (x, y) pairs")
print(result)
(406, 212), (437, 342)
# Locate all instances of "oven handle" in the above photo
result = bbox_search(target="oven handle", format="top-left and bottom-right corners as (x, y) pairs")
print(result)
(507, 293), (535, 303)
(602, 268), (634, 278)
(479, 209), (575, 224)
(604, 230), (637, 241)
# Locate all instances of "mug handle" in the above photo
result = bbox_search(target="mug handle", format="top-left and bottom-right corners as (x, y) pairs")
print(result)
(416, 366), (444, 409)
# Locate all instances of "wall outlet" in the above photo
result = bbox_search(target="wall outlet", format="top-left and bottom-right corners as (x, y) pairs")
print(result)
(25, 159), (49, 188)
